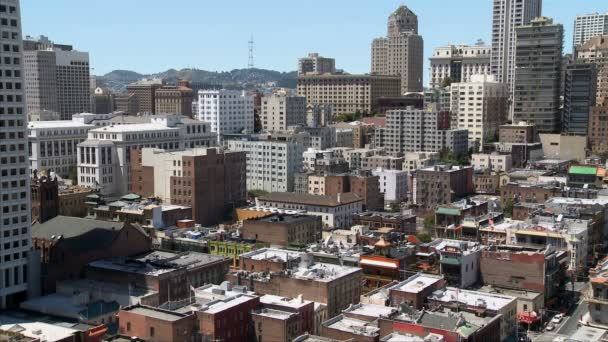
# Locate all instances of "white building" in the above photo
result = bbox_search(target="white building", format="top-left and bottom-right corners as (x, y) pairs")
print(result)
(306, 104), (333, 128)
(77, 115), (215, 196)
(573, 12), (608, 49)
(255, 192), (363, 229)
(429, 42), (491, 88)
(402, 151), (439, 172)
(471, 153), (512, 172)
(344, 148), (380, 170)
(28, 120), (94, 177)
(0, 0), (30, 308)
(372, 168), (408, 205)
(197, 89), (254, 142)
(261, 91), (306, 132)
(226, 137), (304, 192)
(450, 74), (508, 149)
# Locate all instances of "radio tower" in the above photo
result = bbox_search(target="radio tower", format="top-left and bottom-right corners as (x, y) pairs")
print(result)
(248, 35), (254, 69)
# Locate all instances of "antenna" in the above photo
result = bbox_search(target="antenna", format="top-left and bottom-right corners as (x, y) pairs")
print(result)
(248, 35), (254, 69)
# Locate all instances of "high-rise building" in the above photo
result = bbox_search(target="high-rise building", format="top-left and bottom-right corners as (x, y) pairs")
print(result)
(383, 106), (469, 157)
(450, 74), (508, 149)
(576, 35), (608, 104)
(92, 87), (114, 114)
(0, 0), (31, 308)
(125, 78), (164, 114)
(197, 89), (254, 142)
(23, 36), (90, 120)
(261, 90), (306, 132)
(573, 12), (608, 50)
(298, 53), (336, 75)
(297, 74), (400, 116)
(588, 98), (608, 153)
(512, 17), (563, 133)
(429, 41), (491, 88)
(562, 63), (597, 135)
(154, 80), (194, 116)
(490, 0), (542, 89)
(371, 5), (424, 94)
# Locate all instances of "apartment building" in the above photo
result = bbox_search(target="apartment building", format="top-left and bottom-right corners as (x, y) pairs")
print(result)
(198, 89), (254, 142)
(371, 5), (424, 93)
(125, 78), (164, 114)
(589, 99), (608, 152)
(429, 42), (491, 88)
(154, 80), (194, 116)
(77, 115), (215, 196)
(226, 136), (304, 192)
(297, 74), (400, 116)
(573, 12), (608, 49)
(298, 53), (336, 75)
(306, 103), (333, 128)
(261, 90), (307, 132)
(412, 165), (474, 209)
(471, 152), (512, 172)
(576, 35), (608, 104)
(371, 168), (408, 205)
(242, 214), (321, 248)
(23, 36), (90, 120)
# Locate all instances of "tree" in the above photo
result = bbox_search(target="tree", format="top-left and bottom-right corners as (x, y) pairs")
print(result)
(423, 215), (436, 231)
(247, 189), (269, 199)
(441, 76), (453, 88)
(334, 111), (362, 123)
(68, 167), (78, 185)
(416, 232), (432, 243)
(503, 197), (516, 218)
(388, 202), (401, 213)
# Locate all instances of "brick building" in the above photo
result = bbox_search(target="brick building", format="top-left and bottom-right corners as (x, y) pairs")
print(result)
(352, 212), (417, 234)
(252, 308), (301, 342)
(131, 147), (246, 226)
(500, 181), (562, 204)
(239, 248), (303, 273)
(126, 79), (164, 114)
(499, 122), (537, 143)
(32, 216), (151, 294)
(196, 293), (261, 342)
(589, 99), (608, 153)
(388, 273), (445, 309)
(242, 214), (322, 248)
(308, 172), (382, 211)
(413, 165), (474, 210)
(154, 80), (194, 117)
(117, 305), (198, 342)
(260, 294), (315, 337)
(30, 172), (58, 223)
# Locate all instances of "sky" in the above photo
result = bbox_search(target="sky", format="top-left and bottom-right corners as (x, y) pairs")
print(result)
(20, 0), (606, 81)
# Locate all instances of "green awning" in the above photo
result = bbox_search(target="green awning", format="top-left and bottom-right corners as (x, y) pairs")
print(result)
(569, 165), (597, 175)
(440, 257), (461, 265)
(436, 207), (461, 216)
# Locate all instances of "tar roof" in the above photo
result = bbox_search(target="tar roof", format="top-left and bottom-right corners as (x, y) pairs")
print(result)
(258, 192), (362, 206)
(125, 306), (186, 322)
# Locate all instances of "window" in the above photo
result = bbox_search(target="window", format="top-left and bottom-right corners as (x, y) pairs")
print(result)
(150, 327), (155, 337)
(126, 322), (131, 331)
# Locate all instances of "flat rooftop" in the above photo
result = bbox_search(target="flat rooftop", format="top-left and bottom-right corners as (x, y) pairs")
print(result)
(125, 306), (187, 322)
(0, 314), (82, 342)
(477, 285), (542, 300)
(253, 308), (296, 320)
(249, 213), (318, 224)
(323, 315), (379, 337)
(200, 294), (257, 314)
(392, 274), (443, 293)
(258, 192), (362, 207)
(429, 287), (515, 311)
(194, 283), (254, 302)
(28, 120), (94, 129)
(291, 262), (360, 282)
(344, 303), (397, 319)
(241, 248), (303, 262)
(260, 294), (311, 309)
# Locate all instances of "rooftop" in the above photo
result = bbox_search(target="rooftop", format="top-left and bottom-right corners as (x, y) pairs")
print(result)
(241, 248), (303, 263)
(123, 305), (187, 322)
(194, 282), (255, 302)
(90, 122), (180, 133)
(0, 314), (79, 342)
(323, 315), (379, 337)
(260, 294), (311, 309)
(258, 192), (362, 207)
(343, 303), (397, 319)
(429, 287), (516, 311)
(391, 273), (443, 293)
(291, 262), (361, 282)
(477, 285), (543, 301)
(252, 308), (297, 320)
(199, 294), (258, 314)
(28, 120), (94, 129)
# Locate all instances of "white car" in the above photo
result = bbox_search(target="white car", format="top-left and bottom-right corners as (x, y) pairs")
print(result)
(551, 314), (564, 324)
(546, 323), (556, 331)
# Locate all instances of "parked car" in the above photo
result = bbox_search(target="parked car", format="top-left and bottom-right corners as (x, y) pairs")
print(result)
(546, 323), (556, 331)
(551, 313), (564, 324)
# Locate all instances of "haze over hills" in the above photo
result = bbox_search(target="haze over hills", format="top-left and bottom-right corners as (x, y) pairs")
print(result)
(96, 68), (298, 92)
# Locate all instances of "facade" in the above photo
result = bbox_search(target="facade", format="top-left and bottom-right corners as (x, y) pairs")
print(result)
(413, 165), (474, 210)
(539, 133), (587, 161)
(114, 92), (139, 115)
(450, 74), (508, 148)
(589, 99), (608, 152)
(27, 119), (94, 177)
(583, 256), (608, 328)
(197, 293), (261, 342)
(576, 35), (608, 105)
(226, 137), (304, 193)
(298, 53), (336, 75)
(242, 214), (322, 247)
(197, 89), (254, 142)
(471, 152), (512, 172)
(573, 12), (608, 49)
(0, 0), (30, 308)
(297, 73), (401, 116)
(371, 6), (424, 93)
(372, 168), (408, 205)
(125, 78), (163, 114)
(23, 36), (90, 120)
(154, 80), (194, 116)
(384, 107), (469, 157)
(562, 63), (597, 134)
(490, 0), (542, 88)
(499, 122), (537, 143)
(429, 42), (491, 88)
(117, 305), (198, 342)
(77, 115), (215, 196)
(402, 151), (438, 172)
(92, 87), (114, 114)
(512, 17), (563, 132)
(30, 172), (58, 223)
(131, 147), (246, 226)
(261, 90), (307, 132)
(306, 103), (333, 128)
(388, 273), (445, 309)
(361, 155), (404, 170)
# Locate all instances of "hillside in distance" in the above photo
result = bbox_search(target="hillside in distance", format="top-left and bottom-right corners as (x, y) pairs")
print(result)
(96, 68), (298, 92)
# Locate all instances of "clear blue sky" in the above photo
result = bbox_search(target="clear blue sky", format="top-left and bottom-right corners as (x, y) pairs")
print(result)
(21, 0), (605, 81)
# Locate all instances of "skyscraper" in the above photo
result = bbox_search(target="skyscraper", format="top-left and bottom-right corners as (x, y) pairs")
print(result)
(573, 12), (608, 50)
(0, 0), (31, 308)
(562, 63), (597, 135)
(576, 35), (608, 104)
(371, 5), (424, 94)
(490, 0), (542, 89)
(429, 41), (491, 88)
(23, 36), (90, 120)
(512, 17), (563, 132)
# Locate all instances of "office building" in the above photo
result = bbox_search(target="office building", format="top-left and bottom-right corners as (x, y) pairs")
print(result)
(573, 12), (608, 49)
(131, 147), (246, 226)
(562, 63), (597, 134)
(114, 92), (138, 115)
(297, 73), (400, 116)
(0, 0), (31, 308)
(242, 213), (322, 247)
(450, 74), (508, 148)
(154, 79), (194, 116)
(23, 36), (90, 120)
(298, 53), (336, 75)
(92, 87), (114, 114)
(261, 90), (307, 132)
(576, 35), (608, 104)
(429, 41), (491, 88)
(512, 17), (563, 132)
(226, 136), (304, 192)
(384, 106), (469, 156)
(77, 115), (215, 196)
(198, 89), (254, 142)
(490, 0), (542, 88)
(371, 5), (424, 94)
(125, 78), (164, 114)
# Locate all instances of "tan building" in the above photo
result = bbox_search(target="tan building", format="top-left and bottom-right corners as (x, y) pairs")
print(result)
(371, 6), (424, 94)
(59, 185), (95, 218)
(576, 34), (608, 103)
(589, 98), (608, 152)
(499, 122), (537, 143)
(242, 214), (322, 247)
(126, 78), (164, 114)
(297, 74), (400, 116)
(332, 122), (375, 148)
(114, 92), (139, 115)
(154, 80), (194, 116)
(261, 90), (307, 132)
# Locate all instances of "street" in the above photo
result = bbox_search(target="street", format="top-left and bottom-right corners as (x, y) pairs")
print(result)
(557, 299), (587, 335)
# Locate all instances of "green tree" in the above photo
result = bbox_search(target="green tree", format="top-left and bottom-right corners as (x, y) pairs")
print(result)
(68, 167), (78, 185)
(441, 76), (453, 88)
(423, 215), (436, 230)
(388, 202), (401, 213)
(503, 197), (516, 218)
(416, 232), (432, 243)
(248, 189), (269, 199)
